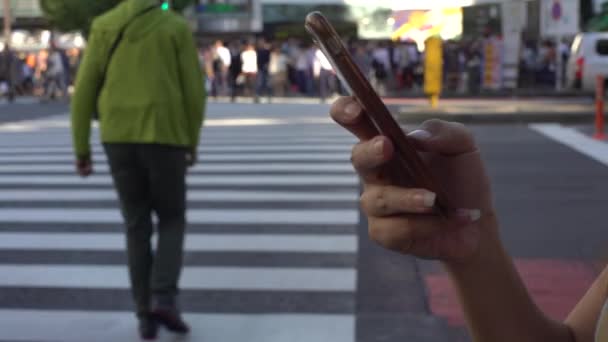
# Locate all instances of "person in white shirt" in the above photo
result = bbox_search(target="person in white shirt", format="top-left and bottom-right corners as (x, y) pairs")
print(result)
(44, 46), (67, 101)
(314, 48), (335, 101)
(216, 41), (231, 68)
(393, 43), (409, 89)
(269, 46), (289, 97)
(306, 46), (317, 94)
(213, 40), (231, 96)
(371, 43), (390, 95)
(240, 43), (258, 97)
(372, 44), (391, 73)
(295, 44), (312, 95)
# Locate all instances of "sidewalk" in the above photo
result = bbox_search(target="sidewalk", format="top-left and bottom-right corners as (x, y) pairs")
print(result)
(0, 96), (41, 106)
(207, 95), (599, 124)
(1, 95), (600, 125)
(386, 88), (589, 99)
(193, 96), (602, 125)
(389, 98), (598, 124)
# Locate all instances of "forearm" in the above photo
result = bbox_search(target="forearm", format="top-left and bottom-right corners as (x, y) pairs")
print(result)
(188, 92), (205, 151)
(565, 266), (608, 342)
(180, 52), (206, 150)
(70, 32), (101, 158)
(70, 90), (93, 157)
(443, 214), (574, 342)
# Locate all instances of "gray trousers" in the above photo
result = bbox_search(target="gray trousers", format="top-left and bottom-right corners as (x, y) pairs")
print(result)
(104, 143), (188, 317)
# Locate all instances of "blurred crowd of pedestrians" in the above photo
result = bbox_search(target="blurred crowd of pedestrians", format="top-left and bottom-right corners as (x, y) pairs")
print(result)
(519, 38), (571, 88)
(0, 44), (81, 102)
(199, 36), (575, 101)
(199, 38), (426, 102)
(0, 35), (575, 104)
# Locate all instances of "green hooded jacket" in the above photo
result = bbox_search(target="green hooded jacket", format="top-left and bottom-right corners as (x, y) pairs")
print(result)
(71, 0), (206, 158)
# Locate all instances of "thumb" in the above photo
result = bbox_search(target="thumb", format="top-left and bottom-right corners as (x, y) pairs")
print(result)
(406, 119), (477, 156)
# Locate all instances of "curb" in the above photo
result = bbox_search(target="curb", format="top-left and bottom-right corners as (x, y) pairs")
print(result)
(395, 111), (595, 125)
(386, 90), (591, 99)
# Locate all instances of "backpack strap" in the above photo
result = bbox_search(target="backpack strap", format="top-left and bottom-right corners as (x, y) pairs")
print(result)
(94, 5), (159, 119)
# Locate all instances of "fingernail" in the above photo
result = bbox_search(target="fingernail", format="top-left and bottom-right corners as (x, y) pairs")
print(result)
(407, 129), (432, 141)
(469, 209), (482, 222)
(414, 191), (436, 208)
(344, 102), (361, 121)
(373, 139), (384, 155)
(455, 209), (482, 222)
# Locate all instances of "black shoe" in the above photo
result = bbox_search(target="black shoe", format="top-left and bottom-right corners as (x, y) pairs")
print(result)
(138, 315), (158, 340)
(152, 308), (190, 334)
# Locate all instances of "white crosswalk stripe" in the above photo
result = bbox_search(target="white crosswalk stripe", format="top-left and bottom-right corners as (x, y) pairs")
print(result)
(0, 144), (353, 153)
(0, 163), (355, 173)
(0, 233), (358, 252)
(0, 174), (358, 186)
(0, 106), (359, 341)
(0, 310), (355, 342)
(0, 189), (358, 202)
(0, 152), (351, 162)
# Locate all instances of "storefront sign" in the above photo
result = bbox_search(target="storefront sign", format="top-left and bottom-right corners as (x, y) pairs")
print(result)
(482, 36), (503, 90)
(540, 0), (580, 36)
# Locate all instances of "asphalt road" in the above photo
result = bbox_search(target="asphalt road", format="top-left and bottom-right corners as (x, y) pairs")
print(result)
(0, 99), (606, 341)
(0, 98), (69, 123)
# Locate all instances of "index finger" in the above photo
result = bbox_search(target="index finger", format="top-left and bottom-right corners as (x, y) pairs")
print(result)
(329, 97), (379, 141)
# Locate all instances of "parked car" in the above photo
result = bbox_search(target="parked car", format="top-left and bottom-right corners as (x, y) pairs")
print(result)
(566, 32), (608, 92)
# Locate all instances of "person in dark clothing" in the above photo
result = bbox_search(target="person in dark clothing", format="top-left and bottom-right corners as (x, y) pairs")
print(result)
(228, 41), (243, 102)
(466, 50), (482, 94)
(444, 42), (461, 92)
(255, 38), (271, 102)
(0, 46), (17, 102)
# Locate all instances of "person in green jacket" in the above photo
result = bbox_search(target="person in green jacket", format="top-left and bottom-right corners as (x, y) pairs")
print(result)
(70, 0), (206, 339)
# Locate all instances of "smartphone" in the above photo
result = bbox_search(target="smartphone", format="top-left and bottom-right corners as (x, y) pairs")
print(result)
(305, 11), (450, 215)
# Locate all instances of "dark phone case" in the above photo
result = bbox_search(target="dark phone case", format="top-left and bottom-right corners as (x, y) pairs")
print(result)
(305, 11), (450, 215)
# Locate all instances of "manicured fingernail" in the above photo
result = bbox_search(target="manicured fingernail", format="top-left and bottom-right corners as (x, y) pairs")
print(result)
(407, 129), (432, 141)
(373, 139), (384, 155)
(344, 102), (361, 121)
(414, 191), (436, 208)
(455, 209), (482, 222)
(469, 209), (482, 222)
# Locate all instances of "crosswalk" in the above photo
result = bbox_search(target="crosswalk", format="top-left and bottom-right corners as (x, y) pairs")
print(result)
(0, 104), (360, 341)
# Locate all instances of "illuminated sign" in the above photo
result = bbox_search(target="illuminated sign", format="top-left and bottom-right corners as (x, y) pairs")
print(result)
(390, 8), (463, 50)
(186, 0), (263, 33)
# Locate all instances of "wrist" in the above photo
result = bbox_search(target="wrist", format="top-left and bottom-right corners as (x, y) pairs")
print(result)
(439, 210), (569, 342)
(443, 208), (502, 271)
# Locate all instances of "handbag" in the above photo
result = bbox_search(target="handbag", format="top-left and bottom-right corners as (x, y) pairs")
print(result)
(93, 5), (159, 120)
(236, 74), (246, 86)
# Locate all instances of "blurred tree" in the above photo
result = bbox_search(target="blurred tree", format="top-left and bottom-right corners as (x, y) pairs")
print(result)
(587, 2), (608, 31)
(580, 0), (594, 30)
(39, 0), (196, 36)
(171, 0), (197, 12)
(39, 0), (121, 36)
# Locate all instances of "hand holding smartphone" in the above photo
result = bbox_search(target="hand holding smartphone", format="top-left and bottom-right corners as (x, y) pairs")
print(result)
(305, 11), (450, 215)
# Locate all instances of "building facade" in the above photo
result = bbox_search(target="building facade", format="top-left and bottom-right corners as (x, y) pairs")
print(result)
(0, 0), (45, 28)
(0, 0), (588, 43)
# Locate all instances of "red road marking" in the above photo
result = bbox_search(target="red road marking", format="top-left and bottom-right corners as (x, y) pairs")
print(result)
(424, 259), (598, 327)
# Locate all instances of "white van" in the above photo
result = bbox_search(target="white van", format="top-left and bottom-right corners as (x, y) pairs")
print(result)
(566, 32), (608, 92)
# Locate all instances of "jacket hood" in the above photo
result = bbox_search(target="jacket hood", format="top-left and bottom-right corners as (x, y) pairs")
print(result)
(125, 0), (160, 18)
(102, 0), (165, 41)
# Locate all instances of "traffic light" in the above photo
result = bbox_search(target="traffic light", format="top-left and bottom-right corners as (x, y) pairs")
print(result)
(161, 1), (170, 11)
